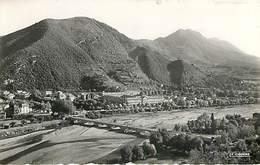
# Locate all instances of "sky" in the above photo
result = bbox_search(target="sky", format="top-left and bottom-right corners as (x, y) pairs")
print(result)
(0, 0), (260, 57)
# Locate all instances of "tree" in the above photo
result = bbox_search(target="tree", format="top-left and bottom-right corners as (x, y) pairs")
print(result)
(5, 101), (15, 118)
(52, 99), (75, 115)
(132, 145), (145, 160)
(234, 140), (247, 152)
(5, 81), (15, 92)
(142, 142), (157, 157)
(149, 132), (163, 151)
(238, 125), (255, 139)
(120, 145), (133, 163)
(174, 124), (181, 132)
(159, 128), (171, 145)
(217, 130), (230, 144)
(253, 113), (260, 136)
(177, 98), (186, 107)
(253, 91), (259, 98)
(226, 123), (239, 142)
(190, 148), (204, 163)
(181, 124), (189, 132)
(190, 136), (204, 151)
(211, 113), (217, 134)
(219, 118), (228, 131)
(248, 141), (260, 163)
(29, 89), (43, 102)
(169, 134), (187, 151)
(80, 75), (106, 91)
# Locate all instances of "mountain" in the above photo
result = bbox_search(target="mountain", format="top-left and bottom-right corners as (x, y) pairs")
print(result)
(0, 17), (259, 90)
(0, 17), (150, 90)
(137, 29), (260, 67)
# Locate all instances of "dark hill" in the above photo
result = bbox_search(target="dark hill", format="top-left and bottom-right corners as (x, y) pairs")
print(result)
(0, 17), (148, 90)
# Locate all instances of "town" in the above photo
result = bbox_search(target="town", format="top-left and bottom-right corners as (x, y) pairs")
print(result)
(0, 78), (259, 130)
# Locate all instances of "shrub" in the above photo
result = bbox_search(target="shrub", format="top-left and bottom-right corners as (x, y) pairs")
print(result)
(159, 128), (171, 145)
(132, 145), (145, 161)
(120, 145), (133, 163)
(149, 132), (163, 151)
(142, 142), (157, 157)
(234, 140), (247, 152)
(52, 99), (76, 115)
(226, 123), (239, 142)
(239, 125), (255, 139)
(174, 124), (181, 132)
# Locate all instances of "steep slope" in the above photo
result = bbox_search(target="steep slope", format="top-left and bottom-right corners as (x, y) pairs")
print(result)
(0, 17), (148, 90)
(129, 46), (170, 83)
(129, 46), (207, 87)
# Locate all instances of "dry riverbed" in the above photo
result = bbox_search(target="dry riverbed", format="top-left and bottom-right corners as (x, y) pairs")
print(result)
(97, 104), (260, 130)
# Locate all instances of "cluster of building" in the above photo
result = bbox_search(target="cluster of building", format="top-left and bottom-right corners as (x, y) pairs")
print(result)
(0, 87), (259, 120)
(0, 90), (50, 119)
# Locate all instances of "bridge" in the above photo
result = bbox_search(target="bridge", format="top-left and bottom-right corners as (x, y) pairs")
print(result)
(68, 116), (220, 139)
(68, 116), (156, 137)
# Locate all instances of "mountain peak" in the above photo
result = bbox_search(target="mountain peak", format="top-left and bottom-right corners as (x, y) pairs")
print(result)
(171, 29), (204, 38)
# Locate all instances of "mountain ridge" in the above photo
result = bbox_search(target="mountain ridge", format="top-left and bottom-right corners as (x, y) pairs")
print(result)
(0, 17), (259, 90)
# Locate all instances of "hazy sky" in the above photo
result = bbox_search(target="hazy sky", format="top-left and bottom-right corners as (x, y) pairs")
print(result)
(0, 0), (260, 57)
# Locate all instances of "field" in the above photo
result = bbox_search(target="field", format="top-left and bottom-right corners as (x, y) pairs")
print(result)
(0, 125), (137, 164)
(97, 104), (260, 130)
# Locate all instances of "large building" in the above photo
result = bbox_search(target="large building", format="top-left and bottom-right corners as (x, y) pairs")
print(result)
(14, 102), (32, 114)
(102, 90), (140, 97)
(126, 95), (165, 106)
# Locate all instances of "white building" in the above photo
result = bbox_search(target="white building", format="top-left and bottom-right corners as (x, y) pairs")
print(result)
(55, 91), (66, 100)
(66, 93), (76, 102)
(18, 103), (32, 114)
(45, 90), (53, 97)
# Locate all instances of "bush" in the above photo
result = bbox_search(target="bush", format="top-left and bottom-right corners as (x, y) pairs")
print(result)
(159, 128), (171, 145)
(132, 145), (145, 161)
(29, 89), (43, 102)
(169, 134), (203, 152)
(120, 145), (133, 163)
(226, 123), (239, 142)
(52, 99), (76, 115)
(142, 142), (157, 157)
(174, 124), (181, 132)
(149, 132), (163, 151)
(238, 125), (255, 139)
(234, 139), (247, 152)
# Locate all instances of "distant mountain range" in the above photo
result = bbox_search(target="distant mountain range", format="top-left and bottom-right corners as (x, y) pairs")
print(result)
(0, 17), (259, 90)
